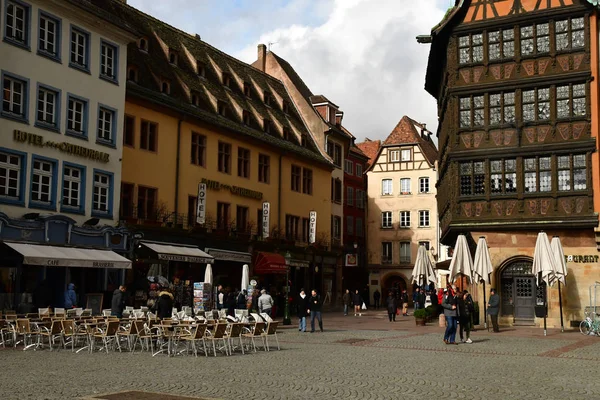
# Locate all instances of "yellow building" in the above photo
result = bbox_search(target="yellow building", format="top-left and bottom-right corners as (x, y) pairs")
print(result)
(99, 1), (335, 296)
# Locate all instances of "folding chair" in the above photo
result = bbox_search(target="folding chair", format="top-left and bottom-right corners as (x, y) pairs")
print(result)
(261, 321), (280, 351)
(117, 321), (138, 351)
(54, 308), (65, 318)
(180, 324), (208, 357)
(102, 309), (112, 317)
(38, 320), (63, 351)
(92, 320), (121, 353)
(225, 323), (245, 355)
(242, 321), (266, 352)
(206, 323), (229, 356)
(61, 320), (87, 352)
(15, 319), (40, 350)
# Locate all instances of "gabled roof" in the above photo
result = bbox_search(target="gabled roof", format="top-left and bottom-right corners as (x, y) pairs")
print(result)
(382, 116), (438, 166)
(356, 139), (381, 167)
(310, 95), (338, 108)
(91, 0), (331, 167)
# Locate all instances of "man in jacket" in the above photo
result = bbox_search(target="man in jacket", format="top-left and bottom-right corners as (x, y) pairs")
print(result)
(342, 289), (352, 316)
(386, 292), (398, 322)
(111, 285), (127, 318)
(400, 289), (409, 316)
(64, 283), (77, 309)
(258, 289), (274, 317)
(412, 287), (420, 311)
(442, 289), (458, 344)
(373, 289), (381, 310)
(296, 288), (310, 332)
(488, 288), (500, 332)
(352, 289), (363, 316)
(308, 289), (323, 332)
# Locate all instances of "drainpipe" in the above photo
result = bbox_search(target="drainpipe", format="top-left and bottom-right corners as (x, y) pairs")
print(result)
(278, 153), (283, 230)
(174, 117), (183, 218)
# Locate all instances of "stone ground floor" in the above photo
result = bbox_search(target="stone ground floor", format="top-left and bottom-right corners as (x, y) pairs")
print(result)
(1, 311), (599, 399)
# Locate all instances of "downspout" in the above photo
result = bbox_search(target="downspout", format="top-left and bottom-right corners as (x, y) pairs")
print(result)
(174, 117), (183, 217)
(278, 153), (283, 230)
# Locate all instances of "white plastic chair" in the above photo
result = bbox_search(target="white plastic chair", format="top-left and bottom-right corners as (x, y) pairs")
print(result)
(102, 309), (112, 317)
(75, 308), (84, 316)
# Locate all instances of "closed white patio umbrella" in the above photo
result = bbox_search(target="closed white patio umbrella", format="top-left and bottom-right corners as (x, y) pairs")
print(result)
(448, 234), (474, 285)
(473, 236), (493, 330)
(204, 264), (213, 285)
(532, 232), (556, 336)
(411, 245), (436, 287)
(550, 236), (568, 332)
(241, 264), (250, 292)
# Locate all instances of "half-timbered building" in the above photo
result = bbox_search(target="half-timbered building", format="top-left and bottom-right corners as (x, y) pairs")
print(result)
(423, 0), (600, 327)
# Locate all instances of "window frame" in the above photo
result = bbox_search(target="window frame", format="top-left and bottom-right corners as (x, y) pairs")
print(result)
(123, 114), (135, 147)
(401, 149), (411, 161)
(381, 242), (393, 264)
(140, 119), (158, 152)
(29, 154), (58, 210)
(302, 168), (313, 195)
(459, 160), (486, 196)
(37, 9), (61, 62)
(356, 189), (364, 209)
(389, 150), (400, 162)
(458, 32), (483, 65)
(35, 82), (61, 132)
(522, 87), (550, 123)
(285, 214), (300, 241)
(96, 103), (118, 147)
(61, 161), (86, 215)
(258, 153), (270, 184)
(216, 202), (231, 230)
(459, 95), (484, 128)
(418, 210), (430, 228)
(4, 0), (31, 50)
(356, 163), (363, 176)
(91, 168), (114, 218)
(356, 217), (363, 237)
(69, 25), (91, 73)
(558, 153), (587, 192)
(488, 92), (516, 126)
(399, 211), (410, 228)
(487, 28), (515, 62)
(332, 215), (341, 239)
(555, 16), (585, 53)
(237, 147), (250, 179)
(381, 211), (392, 229)
(346, 186), (354, 206)
(0, 147), (27, 206)
(346, 215), (354, 234)
(137, 185), (157, 220)
(100, 39), (119, 84)
(344, 159), (353, 174)
(519, 23), (550, 58)
(419, 177), (430, 194)
(291, 165), (301, 192)
(1, 70), (30, 124)
(400, 178), (411, 194)
(65, 93), (89, 139)
(218, 141), (232, 174)
(236, 205), (249, 233)
(556, 83), (587, 120)
(400, 242), (411, 264)
(490, 159), (518, 195)
(381, 179), (393, 196)
(191, 132), (206, 167)
(524, 156), (552, 193)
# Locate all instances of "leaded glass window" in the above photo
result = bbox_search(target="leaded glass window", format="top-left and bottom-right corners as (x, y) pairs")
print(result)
(460, 161), (485, 196)
(520, 26), (534, 56)
(489, 29), (515, 61)
(524, 157), (551, 193)
(558, 155), (571, 191)
(459, 95), (484, 128)
(489, 92), (515, 126)
(573, 154), (587, 191)
(522, 88), (550, 122)
(558, 154), (587, 191)
(491, 159), (517, 195)
(520, 24), (549, 56)
(458, 33), (483, 64)
(556, 17), (585, 51)
(557, 83), (586, 119)
(536, 23), (550, 53)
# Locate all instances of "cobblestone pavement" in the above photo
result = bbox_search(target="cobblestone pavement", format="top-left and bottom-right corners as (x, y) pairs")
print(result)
(1, 312), (599, 400)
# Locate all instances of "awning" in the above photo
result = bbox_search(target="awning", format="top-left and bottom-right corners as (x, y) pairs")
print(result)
(253, 252), (287, 274)
(205, 248), (251, 263)
(141, 241), (213, 263)
(4, 242), (132, 269)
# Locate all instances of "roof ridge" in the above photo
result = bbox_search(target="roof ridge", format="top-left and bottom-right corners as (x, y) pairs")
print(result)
(270, 51), (314, 98)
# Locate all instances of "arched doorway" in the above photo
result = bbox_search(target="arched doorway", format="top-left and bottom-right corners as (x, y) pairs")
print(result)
(499, 257), (546, 321)
(382, 274), (407, 300)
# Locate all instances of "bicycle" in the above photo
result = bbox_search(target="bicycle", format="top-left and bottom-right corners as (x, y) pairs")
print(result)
(579, 310), (600, 336)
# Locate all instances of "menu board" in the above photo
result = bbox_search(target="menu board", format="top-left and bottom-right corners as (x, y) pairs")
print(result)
(86, 293), (104, 316)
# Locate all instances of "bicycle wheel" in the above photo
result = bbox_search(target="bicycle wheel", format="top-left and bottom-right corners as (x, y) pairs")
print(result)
(580, 319), (592, 335)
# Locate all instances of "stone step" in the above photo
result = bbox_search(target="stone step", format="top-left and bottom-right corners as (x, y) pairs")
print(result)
(513, 318), (536, 326)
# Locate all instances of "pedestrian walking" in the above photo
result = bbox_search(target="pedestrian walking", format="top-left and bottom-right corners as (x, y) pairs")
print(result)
(386, 292), (397, 322)
(258, 289), (274, 317)
(64, 283), (77, 309)
(400, 289), (409, 316)
(308, 289), (323, 332)
(418, 288), (427, 309)
(110, 285), (127, 318)
(412, 287), (420, 311)
(217, 285), (225, 310)
(226, 289), (236, 316)
(442, 288), (458, 344)
(458, 290), (474, 343)
(342, 289), (352, 316)
(296, 288), (309, 332)
(373, 289), (381, 310)
(488, 288), (500, 332)
(352, 289), (363, 316)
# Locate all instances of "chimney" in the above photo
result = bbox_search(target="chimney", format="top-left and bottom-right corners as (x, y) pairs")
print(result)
(257, 44), (267, 72)
(421, 123), (427, 138)
(335, 112), (343, 127)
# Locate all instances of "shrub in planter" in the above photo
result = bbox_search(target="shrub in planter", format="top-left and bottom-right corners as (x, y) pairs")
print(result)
(414, 308), (429, 325)
(425, 305), (437, 318)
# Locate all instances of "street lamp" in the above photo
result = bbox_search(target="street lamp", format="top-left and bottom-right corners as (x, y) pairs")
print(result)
(283, 251), (292, 325)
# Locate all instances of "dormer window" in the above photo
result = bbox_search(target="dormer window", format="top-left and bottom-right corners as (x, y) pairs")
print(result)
(217, 100), (228, 116)
(138, 37), (148, 52)
(127, 66), (138, 82)
(244, 82), (252, 98)
(264, 90), (272, 107)
(283, 128), (291, 141)
(283, 100), (290, 114)
(243, 110), (251, 126)
(222, 72), (231, 88)
(191, 92), (200, 107)
(196, 60), (206, 77)
(168, 49), (178, 65)
(263, 118), (272, 134)
(161, 80), (170, 94)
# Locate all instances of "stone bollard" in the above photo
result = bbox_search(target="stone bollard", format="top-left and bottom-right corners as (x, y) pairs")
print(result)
(439, 313), (446, 327)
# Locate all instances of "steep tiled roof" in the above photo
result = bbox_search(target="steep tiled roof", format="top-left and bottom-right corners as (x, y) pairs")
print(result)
(310, 95), (338, 107)
(65, 0), (138, 35)
(349, 145), (368, 159)
(382, 116), (438, 166)
(356, 139), (381, 167)
(267, 52), (314, 102)
(91, 0), (331, 167)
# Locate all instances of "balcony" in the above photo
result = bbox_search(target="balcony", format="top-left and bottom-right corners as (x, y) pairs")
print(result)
(381, 257), (392, 265)
(400, 256), (411, 264)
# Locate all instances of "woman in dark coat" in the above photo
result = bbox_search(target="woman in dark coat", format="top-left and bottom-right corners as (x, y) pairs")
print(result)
(236, 290), (247, 310)
(386, 292), (398, 322)
(154, 290), (174, 319)
(296, 289), (310, 332)
(352, 290), (363, 316)
(226, 290), (236, 316)
(458, 290), (474, 343)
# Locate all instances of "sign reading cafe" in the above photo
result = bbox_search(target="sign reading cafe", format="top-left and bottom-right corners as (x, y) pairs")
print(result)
(309, 211), (317, 244)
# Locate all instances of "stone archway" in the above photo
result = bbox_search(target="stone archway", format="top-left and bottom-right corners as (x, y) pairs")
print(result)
(381, 272), (408, 300)
(496, 256), (545, 321)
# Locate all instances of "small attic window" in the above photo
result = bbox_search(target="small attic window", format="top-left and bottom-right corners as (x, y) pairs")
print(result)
(127, 66), (138, 82)
(191, 92), (200, 107)
(263, 118), (272, 134)
(243, 110), (251, 126)
(217, 100), (228, 116)
(168, 49), (178, 65)
(264, 90), (272, 107)
(197, 60), (206, 77)
(283, 100), (290, 114)
(138, 37), (148, 52)
(301, 134), (308, 147)
(243, 82), (252, 98)
(161, 79), (170, 94)
(283, 128), (291, 141)
(222, 72), (232, 88)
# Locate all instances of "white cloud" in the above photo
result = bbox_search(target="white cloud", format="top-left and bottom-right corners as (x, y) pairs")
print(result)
(236, 0), (446, 141)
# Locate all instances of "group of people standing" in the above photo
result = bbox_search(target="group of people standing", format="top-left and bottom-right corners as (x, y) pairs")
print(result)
(296, 289), (323, 333)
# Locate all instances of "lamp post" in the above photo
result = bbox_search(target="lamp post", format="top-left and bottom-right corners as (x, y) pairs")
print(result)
(283, 251), (292, 325)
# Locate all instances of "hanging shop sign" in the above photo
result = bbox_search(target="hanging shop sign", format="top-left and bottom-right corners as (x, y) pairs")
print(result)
(345, 254), (358, 267)
(262, 202), (270, 239)
(196, 183), (206, 225)
(13, 130), (110, 162)
(309, 211), (317, 244)
(565, 255), (599, 263)
(201, 178), (263, 200)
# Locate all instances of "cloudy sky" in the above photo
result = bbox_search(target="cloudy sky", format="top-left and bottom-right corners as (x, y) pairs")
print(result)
(128, 0), (453, 142)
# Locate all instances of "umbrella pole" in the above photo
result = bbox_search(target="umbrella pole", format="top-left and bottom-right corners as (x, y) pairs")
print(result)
(558, 280), (564, 333)
(543, 296), (547, 337)
(483, 281), (488, 331)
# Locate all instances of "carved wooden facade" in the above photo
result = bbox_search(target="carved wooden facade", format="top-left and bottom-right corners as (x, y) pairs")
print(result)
(429, 0), (597, 243)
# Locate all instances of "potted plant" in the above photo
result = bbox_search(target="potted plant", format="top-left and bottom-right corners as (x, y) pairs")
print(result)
(414, 308), (429, 326)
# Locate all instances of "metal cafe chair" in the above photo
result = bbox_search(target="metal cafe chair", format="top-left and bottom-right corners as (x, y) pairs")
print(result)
(15, 319), (40, 351)
(61, 320), (88, 352)
(180, 324), (208, 357)
(242, 321), (266, 352)
(92, 320), (121, 353)
(225, 323), (246, 355)
(206, 323), (229, 357)
(38, 320), (64, 351)
(261, 321), (281, 351)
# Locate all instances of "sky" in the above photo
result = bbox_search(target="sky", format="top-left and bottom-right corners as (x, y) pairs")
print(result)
(128, 0), (453, 142)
